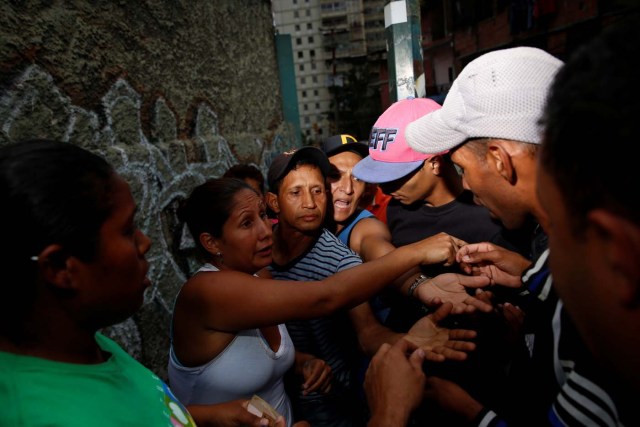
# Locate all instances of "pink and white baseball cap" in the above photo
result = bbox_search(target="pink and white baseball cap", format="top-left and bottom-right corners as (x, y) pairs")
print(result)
(353, 97), (446, 184)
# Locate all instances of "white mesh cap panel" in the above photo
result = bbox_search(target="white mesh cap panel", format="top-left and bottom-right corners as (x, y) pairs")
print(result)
(406, 47), (564, 154)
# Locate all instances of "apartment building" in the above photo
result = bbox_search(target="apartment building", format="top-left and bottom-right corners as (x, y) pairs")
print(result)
(419, 0), (633, 98)
(272, 0), (385, 144)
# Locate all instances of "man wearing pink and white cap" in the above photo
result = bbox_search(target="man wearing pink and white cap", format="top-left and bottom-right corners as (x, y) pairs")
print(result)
(353, 97), (524, 314)
(353, 98), (446, 186)
(353, 96), (528, 425)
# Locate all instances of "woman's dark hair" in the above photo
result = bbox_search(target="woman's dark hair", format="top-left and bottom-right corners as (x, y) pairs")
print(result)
(0, 140), (116, 336)
(178, 178), (256, 260)
(222, 164), (265, 193)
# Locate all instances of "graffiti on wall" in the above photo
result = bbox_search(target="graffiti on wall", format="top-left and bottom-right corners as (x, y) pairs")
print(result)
(0, 65), (294, 377)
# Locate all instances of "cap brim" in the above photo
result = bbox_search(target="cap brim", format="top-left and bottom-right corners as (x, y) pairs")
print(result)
(352, 155), (424, 184)
(405, 107), (468, 154)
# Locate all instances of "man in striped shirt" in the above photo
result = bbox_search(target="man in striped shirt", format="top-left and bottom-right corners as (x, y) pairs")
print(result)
(264, 146), (475, 427)
(265, 146), (402, 427)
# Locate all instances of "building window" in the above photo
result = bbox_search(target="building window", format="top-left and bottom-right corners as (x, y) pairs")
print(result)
(306, 9), (311, 16)
(307, 22), (312, 30)
(308, 36), (314, 43)
(314, 89), (319, 96)
(304, 116), (310, 124)
(312, 75), (318, 83)
(295, 24), (300, 31)
(302, 90), (307, 98)
(299, 64), (304, 71)
(300, 76), (306, 84)
(303, 104), (308, 111)
(315, 102), (320, 109)
(294, 10), (299, 18)
(310, 49), (315, 57)
(296, 37), (302, 45)
(311, 62), (317, 70)
(297, 51), (303, 59)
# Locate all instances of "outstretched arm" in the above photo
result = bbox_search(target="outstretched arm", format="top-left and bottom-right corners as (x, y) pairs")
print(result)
(349, 301), (405, 357)
(352, 219), (486, 314)
(180, 229), (483, 333)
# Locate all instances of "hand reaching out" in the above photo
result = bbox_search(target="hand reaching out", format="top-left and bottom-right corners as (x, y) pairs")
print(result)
(403, 302), (478, 362)
(415, 273), (492, 314)
(414, 232), (468, 267)
(365, 339), (426, 427)
(457, 242), (531, 287)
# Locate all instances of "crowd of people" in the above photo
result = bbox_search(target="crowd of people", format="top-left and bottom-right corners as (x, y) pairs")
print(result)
(0, 16), (637, 427)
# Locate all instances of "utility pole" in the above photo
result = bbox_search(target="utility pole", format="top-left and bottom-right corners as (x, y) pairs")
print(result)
(384, 0), (424, 102)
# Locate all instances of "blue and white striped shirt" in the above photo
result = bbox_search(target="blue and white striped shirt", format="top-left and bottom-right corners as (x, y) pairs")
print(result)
(269, 228), (362, 398)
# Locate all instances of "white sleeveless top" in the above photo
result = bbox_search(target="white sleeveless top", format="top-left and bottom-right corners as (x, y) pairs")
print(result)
(168, 264), (295, 426)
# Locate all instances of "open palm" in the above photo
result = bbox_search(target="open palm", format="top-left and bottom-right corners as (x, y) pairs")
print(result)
(403, 303), (477, 362)
(416, 273), (492, 314)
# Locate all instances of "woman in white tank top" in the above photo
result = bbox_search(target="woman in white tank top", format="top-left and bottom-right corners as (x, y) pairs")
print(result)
(169, 165), (479, 425)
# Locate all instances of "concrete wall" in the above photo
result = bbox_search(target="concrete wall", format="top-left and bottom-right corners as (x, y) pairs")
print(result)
(0, 0), (298, 379)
